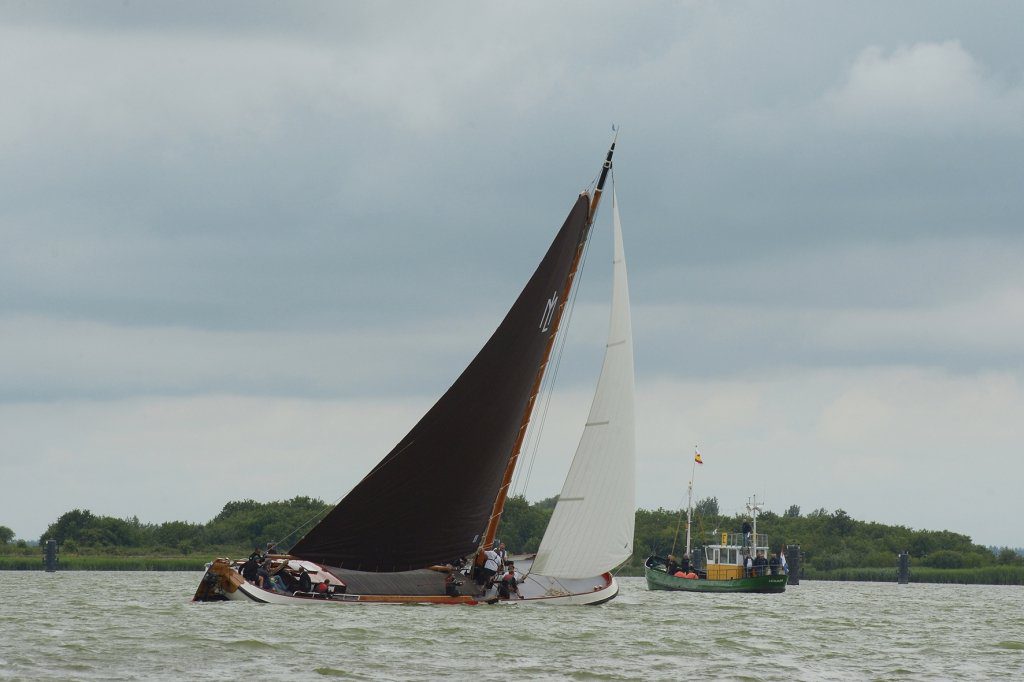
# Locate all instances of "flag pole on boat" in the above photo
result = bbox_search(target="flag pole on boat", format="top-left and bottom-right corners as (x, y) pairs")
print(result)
(669, 445), (700, 559)
(685, 446), (701, 559)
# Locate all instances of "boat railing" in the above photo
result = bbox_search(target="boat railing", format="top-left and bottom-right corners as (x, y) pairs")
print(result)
(713, 532), (769, 548)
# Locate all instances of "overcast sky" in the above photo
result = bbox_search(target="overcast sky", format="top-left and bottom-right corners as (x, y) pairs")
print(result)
(2, 1), (1022, 548)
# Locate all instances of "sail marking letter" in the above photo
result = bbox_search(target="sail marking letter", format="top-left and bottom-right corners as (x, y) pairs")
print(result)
(539, 292), (559, 333)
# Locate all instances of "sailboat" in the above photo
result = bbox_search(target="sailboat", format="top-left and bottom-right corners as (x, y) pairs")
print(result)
(193, 138), (635, 605)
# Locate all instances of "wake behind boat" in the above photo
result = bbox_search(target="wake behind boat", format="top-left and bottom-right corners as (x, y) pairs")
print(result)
(194, 137), (635, 606)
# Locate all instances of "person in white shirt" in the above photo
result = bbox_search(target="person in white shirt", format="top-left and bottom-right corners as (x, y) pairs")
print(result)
(475, 547), (500, 595)
(495, 542), (508, 572)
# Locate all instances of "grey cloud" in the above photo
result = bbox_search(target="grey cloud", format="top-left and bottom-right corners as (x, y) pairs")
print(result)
(2, 1), (1024, 545)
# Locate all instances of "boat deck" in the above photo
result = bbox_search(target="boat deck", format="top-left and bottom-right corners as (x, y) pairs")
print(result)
(510, 556), (616, 603)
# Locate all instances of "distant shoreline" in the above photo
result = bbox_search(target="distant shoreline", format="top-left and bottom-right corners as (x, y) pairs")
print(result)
(4, 555), (1023, 585)
(0, 555), (209, 571)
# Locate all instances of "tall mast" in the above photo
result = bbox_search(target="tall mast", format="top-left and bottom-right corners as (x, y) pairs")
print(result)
(748, 494), (762, 553)
(685, 451), (697, 558)
(672, 446), (699, 559)
(480, 135), (617, 551)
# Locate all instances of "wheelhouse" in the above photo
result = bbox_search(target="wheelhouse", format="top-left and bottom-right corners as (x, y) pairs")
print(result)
(702, 532), (769, 580)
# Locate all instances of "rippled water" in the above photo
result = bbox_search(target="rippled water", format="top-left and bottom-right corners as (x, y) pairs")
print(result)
(1, 573), (1021, 680)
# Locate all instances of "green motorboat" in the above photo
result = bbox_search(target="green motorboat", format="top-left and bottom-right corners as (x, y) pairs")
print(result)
(645, 494), (788, 594)
(644, 555), (787, 593)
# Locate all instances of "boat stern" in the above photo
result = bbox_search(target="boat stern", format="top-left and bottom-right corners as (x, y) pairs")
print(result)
(193, 558), (244, 602)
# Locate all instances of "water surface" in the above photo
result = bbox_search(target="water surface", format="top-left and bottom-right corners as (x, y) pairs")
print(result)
(1, 573), (1021, 680)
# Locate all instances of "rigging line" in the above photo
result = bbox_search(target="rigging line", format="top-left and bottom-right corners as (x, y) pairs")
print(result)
(272, 496), (344, 551)
(511, 315), (561, 496)
(272, 446), (387, 548)
(511, 217), (592, 496)
(281, 438), (420, 549)
(514, 252), (583, 497)
(510, 227), (592, 498)
(274, 515), (324, 552)
(512, 163), (612, 499)
(514, 161), (611, 499)
(514, 204), (597, 499)
(668, 481), (690, 556)
(521, 570), (573, 595)
(272, 445), (419, 550)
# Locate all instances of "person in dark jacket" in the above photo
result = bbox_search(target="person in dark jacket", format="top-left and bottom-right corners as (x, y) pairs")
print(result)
(297, 568), (313, 593)
(497, 562), (522, 600)
(241, 554), (260, 583)
(445, 569), (463, 597)
(256, 560), (272, 590)
(768, 552), (782, 575)
(752, 550), (769, 576)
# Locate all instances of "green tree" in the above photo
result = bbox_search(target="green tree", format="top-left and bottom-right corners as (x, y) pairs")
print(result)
(0, 525), (14, 544)
(496, 495), (554, 553)
(31, 496), (1006, 577)
(922, 550), (966, 569)
(153, 521), (203, 549)
(827, 509), (855, 536)
(41, 509), (96, 546)
(633, 507), (685, 558)
(694, 497), (719, 517)
(203, 496), (330, 550)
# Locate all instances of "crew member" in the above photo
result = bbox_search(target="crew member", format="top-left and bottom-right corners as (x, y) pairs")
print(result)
(752, 550), (769, 576)
(475, 546), (501, 594)
(497, 561), (522, 600)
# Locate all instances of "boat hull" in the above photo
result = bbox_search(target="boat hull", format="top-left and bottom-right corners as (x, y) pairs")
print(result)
(645, 565), (787, 593)
(512, 558), (618, 605)
(193, 557), (618, 606)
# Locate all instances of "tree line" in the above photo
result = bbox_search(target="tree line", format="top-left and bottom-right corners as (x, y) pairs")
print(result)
(8, 497), (330, 556)
(3, 496), (1021, 573)
(500, 496), (1022, 572)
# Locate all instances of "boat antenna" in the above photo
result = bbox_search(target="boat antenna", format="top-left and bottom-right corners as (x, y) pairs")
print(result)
(747, 494), (763, 554)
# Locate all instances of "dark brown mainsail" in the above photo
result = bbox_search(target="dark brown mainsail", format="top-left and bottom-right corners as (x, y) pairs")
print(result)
(289, 194), (593, 571)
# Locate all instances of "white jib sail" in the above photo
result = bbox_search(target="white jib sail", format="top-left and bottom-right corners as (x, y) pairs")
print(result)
(531, 189), (636, 579)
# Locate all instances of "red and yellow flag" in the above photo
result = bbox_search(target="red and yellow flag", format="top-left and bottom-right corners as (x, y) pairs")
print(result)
(694, 450), (703, 465)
